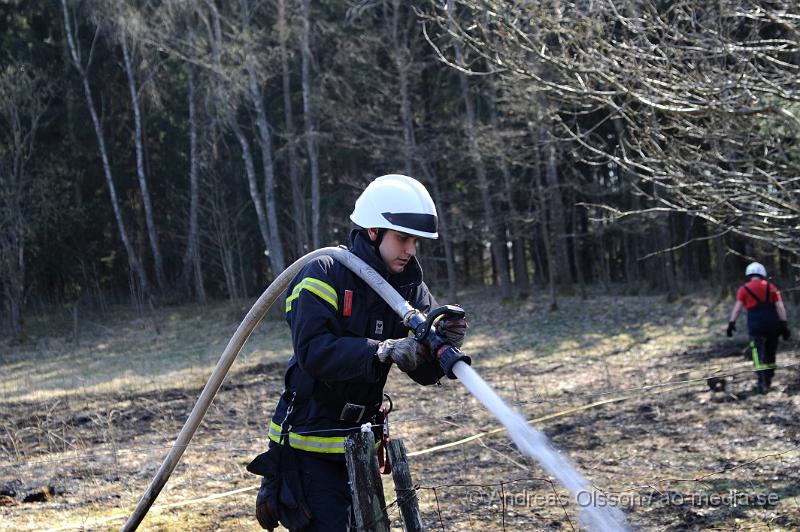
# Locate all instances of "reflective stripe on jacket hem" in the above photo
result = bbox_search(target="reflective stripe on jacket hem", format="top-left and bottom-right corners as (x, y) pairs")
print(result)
(268, 421), (346, 453)
(268, 421), (379, 454)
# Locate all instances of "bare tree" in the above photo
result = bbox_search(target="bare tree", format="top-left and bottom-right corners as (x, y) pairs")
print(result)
(446, 0), (512, 299)
(301, 0), (322, 248)
(486, 74), (529, 297)
(533, 146), (558, 311)
(128, 0), (288, 279)
(120, 34), (167, 291)
(126, 0), (206, 301)
(205, 1), (284, 277)
(180, 62), (206, 303)
(439, 0), (800, 261)
(542, 129), (572, 285)
(240, 0), (286, 274)
(383, 0), (458, 300)
(0, 63), (51, 336)
(61, 0), (151, 299)
(202, 170), (246, 302)
(279, 0), (308, 258)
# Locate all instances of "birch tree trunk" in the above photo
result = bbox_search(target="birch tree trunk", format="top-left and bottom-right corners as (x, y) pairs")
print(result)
(121, 36), (166, 292)
(61, 0), (151, 298)
(447, 0), (511, 299)
(207, 4), (273, 268)
(301, 0), (321, 248)
(247, 67), (285, 274)
(229, 114), (271, 256)
(180, 63), (206, 303)
(240, 0), (285, 275)
(279, 0), (307, 257)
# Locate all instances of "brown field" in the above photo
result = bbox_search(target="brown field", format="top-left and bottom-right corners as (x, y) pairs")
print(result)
(1, 290), (799, 531)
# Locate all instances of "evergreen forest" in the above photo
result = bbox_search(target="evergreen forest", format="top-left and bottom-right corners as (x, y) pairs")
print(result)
(2, 0), (799, 338)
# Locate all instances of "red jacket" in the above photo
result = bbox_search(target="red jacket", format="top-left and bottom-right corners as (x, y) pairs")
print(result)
(736, 279), (782, 311)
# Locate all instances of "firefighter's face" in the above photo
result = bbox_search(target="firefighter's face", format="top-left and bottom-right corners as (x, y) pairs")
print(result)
(369, 229), (418, 273)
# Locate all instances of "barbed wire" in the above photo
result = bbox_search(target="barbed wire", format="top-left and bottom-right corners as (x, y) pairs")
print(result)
(39, 451), (798, 532)
(25, 436), (800, 531)
(4, 336), (796, 529)
(358, 477), (575, 532)
(2, 359), (798, 469)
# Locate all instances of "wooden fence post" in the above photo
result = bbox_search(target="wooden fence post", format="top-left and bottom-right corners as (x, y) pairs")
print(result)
(388, 439), (424, 532)
(345, 430), (389, 532)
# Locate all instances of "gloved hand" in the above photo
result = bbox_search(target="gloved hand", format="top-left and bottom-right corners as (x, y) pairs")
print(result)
(778, 320), (791, 340)
(726, 321), (736, 337)
(376, 337), (427, 373)
(434, 316), (468, 348)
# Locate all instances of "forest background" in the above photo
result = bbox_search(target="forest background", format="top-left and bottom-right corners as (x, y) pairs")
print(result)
(2, 1), (800, 530)
(1, 0), (799, 339)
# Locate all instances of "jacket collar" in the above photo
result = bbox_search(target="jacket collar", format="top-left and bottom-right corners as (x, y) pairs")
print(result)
(348, 229), (423, 288)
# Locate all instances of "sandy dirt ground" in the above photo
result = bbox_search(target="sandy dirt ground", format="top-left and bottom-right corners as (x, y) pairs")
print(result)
(1, 291), (799, 531)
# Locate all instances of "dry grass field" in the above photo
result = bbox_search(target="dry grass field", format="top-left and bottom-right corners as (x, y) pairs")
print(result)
(1, 289), (799, 531)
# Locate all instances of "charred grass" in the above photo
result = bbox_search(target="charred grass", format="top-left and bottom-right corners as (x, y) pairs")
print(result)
(1, 290), (799, 531)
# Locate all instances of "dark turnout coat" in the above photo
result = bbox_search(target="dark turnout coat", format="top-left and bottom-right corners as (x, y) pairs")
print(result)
(268, 230), (443, 457)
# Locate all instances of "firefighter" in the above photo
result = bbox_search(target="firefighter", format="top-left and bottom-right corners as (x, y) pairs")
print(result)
(248, 174), (467, 531)
(727, 262), (791, 393)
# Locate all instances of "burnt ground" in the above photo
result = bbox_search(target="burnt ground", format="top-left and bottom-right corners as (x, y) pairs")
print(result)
(1, 292), (799, 531)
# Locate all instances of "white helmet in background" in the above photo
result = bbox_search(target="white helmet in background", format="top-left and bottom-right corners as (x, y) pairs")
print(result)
(350, 174), (438, 239)
(745, 262), (767, 278)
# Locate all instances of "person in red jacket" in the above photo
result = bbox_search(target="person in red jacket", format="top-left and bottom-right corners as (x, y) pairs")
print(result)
(727, 262), (791, 393)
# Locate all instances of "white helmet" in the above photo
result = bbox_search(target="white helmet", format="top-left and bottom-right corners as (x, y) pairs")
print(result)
(350, 174), (438, 239)
(745, 262), (767, 278)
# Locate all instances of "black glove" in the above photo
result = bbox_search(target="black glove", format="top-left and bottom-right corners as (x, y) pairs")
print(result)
(247, 449), (282, 531)
(377, 337), (427, 373)
(726, 321), (736, 337)
(255, 477), (280, 530)
(435, 317), (468, 349)
(778, 320), (791, 340)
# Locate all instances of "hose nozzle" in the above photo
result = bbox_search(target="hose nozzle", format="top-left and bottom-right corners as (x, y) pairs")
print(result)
(411, 304), (471, 379)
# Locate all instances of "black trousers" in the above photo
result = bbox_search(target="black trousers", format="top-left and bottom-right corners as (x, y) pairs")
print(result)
(749, 334), (778, 386)
(293, 452), (352, 532)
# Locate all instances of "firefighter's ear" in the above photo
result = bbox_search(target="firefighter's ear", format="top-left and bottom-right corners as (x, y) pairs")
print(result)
(367, 228), (379, 241)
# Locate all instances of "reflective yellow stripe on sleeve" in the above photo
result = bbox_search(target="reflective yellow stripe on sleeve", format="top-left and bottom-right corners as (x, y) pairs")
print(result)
(285, 277), (338, 312)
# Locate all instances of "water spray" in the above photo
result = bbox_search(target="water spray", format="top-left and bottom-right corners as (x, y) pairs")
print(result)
(123, 247), (629, 531)
(404, 307), (629, 531)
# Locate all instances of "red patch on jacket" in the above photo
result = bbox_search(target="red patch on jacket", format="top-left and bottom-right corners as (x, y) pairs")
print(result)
(343, 290), (353, 317)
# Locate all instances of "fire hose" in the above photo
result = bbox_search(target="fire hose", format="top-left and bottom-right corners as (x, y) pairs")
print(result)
(121, 246), (469, 530)
(123, 246), (628, 531)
